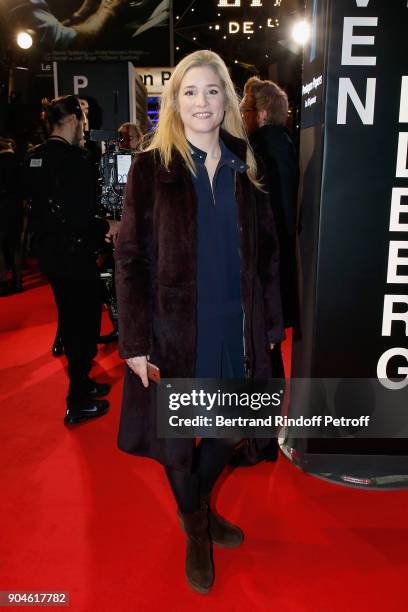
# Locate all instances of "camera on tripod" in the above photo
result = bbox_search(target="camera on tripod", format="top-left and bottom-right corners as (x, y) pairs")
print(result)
(87, 129), (133, 335)
(90, 129), (134, 219)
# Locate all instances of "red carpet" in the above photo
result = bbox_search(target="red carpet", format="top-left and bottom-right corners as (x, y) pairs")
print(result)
(1, 270), (408, 611)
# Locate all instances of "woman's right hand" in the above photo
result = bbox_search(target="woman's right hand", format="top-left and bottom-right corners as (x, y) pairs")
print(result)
(105, 220), (121, 244)
(125, 356), (149, 388)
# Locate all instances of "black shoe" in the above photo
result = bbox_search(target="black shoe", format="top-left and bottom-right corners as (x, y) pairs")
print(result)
(261, 439), (279, 462)
(64, 398), (109, 425)
(98, 330), (118, 344)
(88, 381), (111, 398)
(229, 439), (279, 467)
(52, 335), (64, 357)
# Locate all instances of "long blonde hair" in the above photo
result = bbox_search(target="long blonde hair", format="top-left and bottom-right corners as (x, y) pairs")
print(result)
(145, 50), (259, 186)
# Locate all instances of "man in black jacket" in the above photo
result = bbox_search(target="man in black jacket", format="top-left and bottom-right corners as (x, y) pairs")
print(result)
(24, 95), (120, 424)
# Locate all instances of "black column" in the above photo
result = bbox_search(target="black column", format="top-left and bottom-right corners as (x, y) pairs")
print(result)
(287, 0), (408, 479)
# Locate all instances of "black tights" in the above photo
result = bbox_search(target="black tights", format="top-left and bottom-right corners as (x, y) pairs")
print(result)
(165, 438), (239, 514)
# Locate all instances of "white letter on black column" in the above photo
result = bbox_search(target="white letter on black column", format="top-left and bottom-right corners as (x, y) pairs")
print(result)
(337, 78), (376, 124)
(342, 17), (378, 65)
(399, 77), (408, 123)
(382, 295), (408, 336)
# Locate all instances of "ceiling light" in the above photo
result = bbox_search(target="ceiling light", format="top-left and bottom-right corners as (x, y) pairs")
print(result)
(16, 31), (33, 49)
(291, 20), (311, 45)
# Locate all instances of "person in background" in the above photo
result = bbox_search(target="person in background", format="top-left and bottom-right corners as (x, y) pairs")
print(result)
(78, 96), (103, 175)
(24, 95), (120, 424)
(234, 77), (299, 466)
(241, 76), (299, 377)
(115, 50), (283, 594)
(118, 122), (143, 152)
(0, 137), (24, 296)
(51, 95), (99, 358)
(79, 97), (90, 132)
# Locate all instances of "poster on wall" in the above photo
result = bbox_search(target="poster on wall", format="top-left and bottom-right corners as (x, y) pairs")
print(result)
(301, 0), (327, 128)
(4, 0), (170, 64)
(54, 62), (133, 130)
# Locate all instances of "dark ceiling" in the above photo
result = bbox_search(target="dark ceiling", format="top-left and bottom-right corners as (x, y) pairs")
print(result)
(174, 0), (305, 93)
(175, 1), (305, 64)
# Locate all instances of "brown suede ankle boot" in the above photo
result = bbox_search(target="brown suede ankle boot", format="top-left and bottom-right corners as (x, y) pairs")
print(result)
(179, 509), (214, 594)
(201, 496), (244, 549)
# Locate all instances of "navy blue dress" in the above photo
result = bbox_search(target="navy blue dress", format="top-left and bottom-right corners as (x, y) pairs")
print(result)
(190, 139), (247, 379)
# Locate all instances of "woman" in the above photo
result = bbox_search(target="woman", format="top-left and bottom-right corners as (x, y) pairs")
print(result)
(241, 77), (299, 342)
(233, 78), (298, 466)
(118, 122), (143, 151)
(115, 50), (284, 594)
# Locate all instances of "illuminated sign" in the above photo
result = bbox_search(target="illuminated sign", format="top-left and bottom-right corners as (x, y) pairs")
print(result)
(217, 0), (281, 36)
(217, 0), (282, 8)
(217, 0), (281, 6)
(228, 19), (279, 34)
(135, 67), (174, 94)
(217, 0), (263, 6)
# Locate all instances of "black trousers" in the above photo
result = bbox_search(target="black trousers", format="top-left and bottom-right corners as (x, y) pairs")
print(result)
(165, 438), (240, 514)
(47, 267), (102, 402)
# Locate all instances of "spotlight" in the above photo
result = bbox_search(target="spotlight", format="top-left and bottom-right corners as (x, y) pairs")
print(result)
(16, 31), (33, 49)
(291, 20), (311, 45)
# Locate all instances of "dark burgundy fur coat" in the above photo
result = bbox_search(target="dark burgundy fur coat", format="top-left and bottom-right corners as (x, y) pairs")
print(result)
(114, 130), (284, 471)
